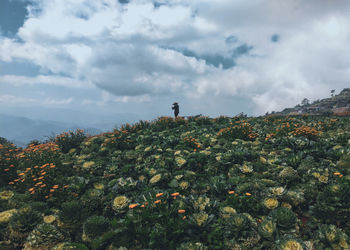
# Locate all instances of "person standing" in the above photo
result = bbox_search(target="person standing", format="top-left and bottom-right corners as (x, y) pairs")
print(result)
(172, 102), (179, 118)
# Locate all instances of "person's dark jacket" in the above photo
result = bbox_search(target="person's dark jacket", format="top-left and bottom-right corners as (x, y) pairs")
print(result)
(172, 103), (179, 117)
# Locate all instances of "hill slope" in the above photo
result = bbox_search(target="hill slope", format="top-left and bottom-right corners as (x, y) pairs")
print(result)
(278, 88), (350, 116)
(0, 115), (349, 249)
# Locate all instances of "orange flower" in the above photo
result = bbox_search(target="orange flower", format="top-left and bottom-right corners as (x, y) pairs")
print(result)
(182, 216), (187, 220)
(178, 209), (186, 214)
(8, 182), (14, 185)
(33, 178), (38, 181)
(29, 188), (34, 192)
(10, 164), (14, 167)
(41, 172), (47, 175)
(228, 190), (235, 194)
(171, 192), (180, 197)
(129, 204), (139, 209)
(40, 184), (46, 188)
(30, 191), (35, 195)
(339, 175), (343, 178)
(45, 195), (49, 199)
(18, 173), (25, 176)
(38, 176), (44, 180)
(141, 204), (145, 208)
(4, 168), (9, 171)
(50, 189), (55, 192)
(334, 172), (341, 176)
(50, 165), (56, 168)
(34, 165), (38, 169)
(156, 193), (163, 197)
(154, 200), (161, 204)
(63, 185), (69, 188)
(245, 192), (252, 196)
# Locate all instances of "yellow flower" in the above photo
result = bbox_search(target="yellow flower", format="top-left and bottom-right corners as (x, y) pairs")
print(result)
(270, 187), (284, 196)
(43, 215), (56, 224)
(138, 175), (145, 181)
(0, 209), (17, 223)
(149, 168), (157, 176)
(282, 202), (292, 209)
(220, 207), (236, 219)
(260, 157), (267, 164)
(179, 181), (189, 190)
(264, 198), (279, 209)
(194, 196), (210, 211)
(175, 175), (183, 180)
(241, 164), (253, 173)
(93, 183), (105, 190)
(0, 190), (14, 200)
(144, 146), (152, 152)
(318, 175), (328, 183)
(193, 212), (208, 227)
(175, 157), (187, 167)
(312, 172), (320, 178)
(174, 150), (181, 155)
(282, 240), (304, 250)
(82, 161), (95, 169)
(112, 195), (129, 212)
(149, 174), (162, 184)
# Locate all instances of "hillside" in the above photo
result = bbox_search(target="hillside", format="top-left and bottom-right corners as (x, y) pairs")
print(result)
(0, 115), (350, 249)
(278, 88), (350, 116)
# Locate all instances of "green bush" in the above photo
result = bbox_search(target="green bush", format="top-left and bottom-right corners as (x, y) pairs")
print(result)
(55, 129), (86, 154)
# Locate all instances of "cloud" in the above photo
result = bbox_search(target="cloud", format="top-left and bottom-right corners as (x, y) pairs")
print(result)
(1, 0), (350, 115)
(0, 74), (93, 88)
(82, 90), (151, 106)
(0, 94), (37, 104)
(0, 93), (73, 106)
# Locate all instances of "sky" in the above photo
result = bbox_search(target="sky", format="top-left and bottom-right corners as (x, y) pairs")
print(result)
(1, 0), (350, 127)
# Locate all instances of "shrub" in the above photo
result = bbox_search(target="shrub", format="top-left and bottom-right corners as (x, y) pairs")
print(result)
(83, 215), (111, 240)
(55, 129), (86, 154)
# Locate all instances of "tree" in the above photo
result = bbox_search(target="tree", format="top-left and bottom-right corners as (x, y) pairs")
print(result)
(301, 98), (310, 106)
(331, 89), (335, 97)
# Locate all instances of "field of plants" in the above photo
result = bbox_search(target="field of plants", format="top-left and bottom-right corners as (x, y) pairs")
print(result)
(0, 115), (350, 249)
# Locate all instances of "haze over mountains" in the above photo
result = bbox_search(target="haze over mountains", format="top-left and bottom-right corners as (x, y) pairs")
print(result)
(0, 112), (141, 147)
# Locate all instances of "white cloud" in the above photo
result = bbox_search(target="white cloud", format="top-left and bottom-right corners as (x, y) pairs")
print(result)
(0, 94), (73, 106)
(0, 94), (37, 104)
(1, 0), (350, 115)
(0, 75), (93, 88)
(43, 97), (73, 105)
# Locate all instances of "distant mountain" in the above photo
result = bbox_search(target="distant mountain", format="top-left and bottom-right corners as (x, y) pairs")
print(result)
(0, 114), (103, 147)
(277, 88), (350, 116)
